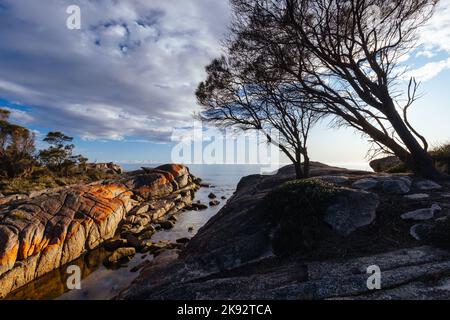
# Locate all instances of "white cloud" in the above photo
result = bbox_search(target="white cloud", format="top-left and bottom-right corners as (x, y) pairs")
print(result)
(0, 107), (34, 124)
(408, 57), (450, 81)
(418, 0), (450, 53)
(415, 50), (436, 59)
(408, 0), (450, 81)
(0, 0), (231, 141)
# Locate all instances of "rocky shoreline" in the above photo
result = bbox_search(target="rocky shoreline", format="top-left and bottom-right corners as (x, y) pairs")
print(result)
(0, 164), (200, 298)
(117, 163), (450, 300)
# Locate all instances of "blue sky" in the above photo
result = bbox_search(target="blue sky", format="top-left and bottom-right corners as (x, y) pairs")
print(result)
(0, 0), (449, 166)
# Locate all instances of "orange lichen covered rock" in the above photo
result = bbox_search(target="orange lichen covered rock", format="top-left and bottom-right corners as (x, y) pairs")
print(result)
(123, 165), (192, 200)
(0, 164), (196, 298)
(156, 164), (190, 188)
(0, 183), (132, 297)
(125, 173), (174, 199)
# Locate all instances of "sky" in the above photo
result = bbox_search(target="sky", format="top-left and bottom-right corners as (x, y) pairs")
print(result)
(0, 0), (449, 167)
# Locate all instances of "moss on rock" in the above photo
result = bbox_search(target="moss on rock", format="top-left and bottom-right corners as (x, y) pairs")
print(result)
(264, 179), (342, 257)
(385, 163), (410, 174)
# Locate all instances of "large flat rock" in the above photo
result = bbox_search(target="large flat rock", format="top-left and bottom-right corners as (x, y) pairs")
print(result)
(119, 245), (450, 300)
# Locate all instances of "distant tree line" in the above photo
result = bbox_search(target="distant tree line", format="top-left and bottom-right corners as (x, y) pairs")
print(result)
(197, 0), (444, 179)
(0, 108), (88, 180)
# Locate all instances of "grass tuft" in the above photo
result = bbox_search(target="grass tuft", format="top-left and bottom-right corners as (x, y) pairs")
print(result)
(0, 169), (118, 195)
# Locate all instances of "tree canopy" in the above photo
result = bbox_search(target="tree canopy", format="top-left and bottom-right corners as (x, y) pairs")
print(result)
(206, 0), (442, 178)
(0, 109), (36, 179)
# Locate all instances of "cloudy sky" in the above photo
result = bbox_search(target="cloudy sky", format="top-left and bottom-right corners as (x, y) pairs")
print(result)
(0, 0), (449, 167)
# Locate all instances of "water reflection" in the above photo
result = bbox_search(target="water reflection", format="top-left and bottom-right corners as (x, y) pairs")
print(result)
(5, 185), (234, 300)
(5, 248), (110, 300)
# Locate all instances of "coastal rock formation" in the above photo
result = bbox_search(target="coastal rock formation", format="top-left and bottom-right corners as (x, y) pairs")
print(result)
(85, 162), (124, 174)
(383, 179), (411, 194)
(401, 204), (442, 221)
(0, 194), (29, 206)
(323, 188), (379, 236)
(117, 162), (450, 300)
(352, 178), (379, 190)
(404, 194), (430, 201)
(415, 180), (442, 191)
(369, 156), (402, 173)
(120, 246), (450, 300)
(0, 164), (197, 298)
(106, 247), (136, 264)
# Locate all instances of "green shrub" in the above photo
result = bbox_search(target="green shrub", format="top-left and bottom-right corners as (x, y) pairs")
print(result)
(0, 109), (38, 179)
(264, 179), (342, 257)
(385, 162), (410, 174)
(54, 178), (68, 186)
(0, 176), (57, 195)
(430, 142), (450, 158)
(429, 143), (450, 174)
(379, 143), (450, 174)
(0, 168), (119, 195)
(0, 115), (123, 195)
(31, 166), (53, 179)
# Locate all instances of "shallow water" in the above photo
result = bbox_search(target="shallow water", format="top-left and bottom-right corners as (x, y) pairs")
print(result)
(5, 165), (266, 300)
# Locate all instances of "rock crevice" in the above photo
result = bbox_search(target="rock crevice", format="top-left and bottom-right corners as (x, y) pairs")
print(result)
(0, 164), (198, 298)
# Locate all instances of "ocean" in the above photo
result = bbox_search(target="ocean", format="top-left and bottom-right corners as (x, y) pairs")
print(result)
(122, 162), (372, 186)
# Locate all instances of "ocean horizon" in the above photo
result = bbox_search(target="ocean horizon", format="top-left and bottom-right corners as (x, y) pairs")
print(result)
(121, 162), (373, 188)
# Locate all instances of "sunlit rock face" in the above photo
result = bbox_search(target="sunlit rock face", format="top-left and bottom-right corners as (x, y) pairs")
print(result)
(0, 164), (196, 298)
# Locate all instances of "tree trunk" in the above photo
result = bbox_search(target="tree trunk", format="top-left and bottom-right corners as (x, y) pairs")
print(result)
(293, 150), (304, 179)
(303, 150), (310, 178)
(293, 161), (304, 179)
(384, 105), (441, 179)
(360, 120), (409, 161)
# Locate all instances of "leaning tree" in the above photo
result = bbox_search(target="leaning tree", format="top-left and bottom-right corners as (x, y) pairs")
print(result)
(227, 0), (442, 178)
(196, 55), (321, 179)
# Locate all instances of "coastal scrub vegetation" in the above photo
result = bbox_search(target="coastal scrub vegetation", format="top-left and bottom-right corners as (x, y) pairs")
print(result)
(430, 142), (450, 175)
(198, 0), (446, 179)
(430, 142), (450, 158)
(264, 179), (342, 256)
(0, 109), (36, 180)
(0, 108), (117, 195)
(385, 142), (450, 174)
(38, 131), (88, 176)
